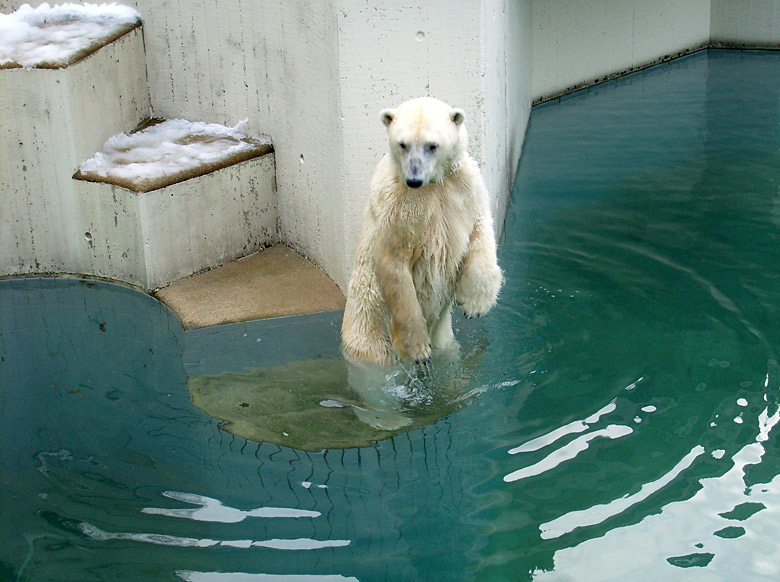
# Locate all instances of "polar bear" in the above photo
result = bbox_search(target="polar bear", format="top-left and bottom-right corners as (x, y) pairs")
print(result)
(341, 97), (503, 367)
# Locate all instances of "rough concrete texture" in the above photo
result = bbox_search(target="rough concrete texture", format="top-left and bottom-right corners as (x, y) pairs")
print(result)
(0, 25), (150, 277)
(155, 244), (345, 329)
(73, 152), (278, 291)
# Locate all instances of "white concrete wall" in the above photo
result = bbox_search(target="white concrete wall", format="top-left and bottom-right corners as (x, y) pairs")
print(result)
(130, 0), (345, 284)
(711, 0), (780, 46)
(125, 0), (531, 289)
(484, 0), (533, 234)
(74, 155), (277, 290)
(531, 0), (712, 102)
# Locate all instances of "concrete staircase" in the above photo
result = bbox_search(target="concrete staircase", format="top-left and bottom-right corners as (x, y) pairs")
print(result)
(0, 4), (278, 291)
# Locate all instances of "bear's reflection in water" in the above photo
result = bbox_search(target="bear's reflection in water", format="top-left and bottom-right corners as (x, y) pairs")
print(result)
(187, 342), (485, 451)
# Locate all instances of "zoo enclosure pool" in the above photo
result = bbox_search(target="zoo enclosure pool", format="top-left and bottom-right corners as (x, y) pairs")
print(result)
(2, 49), (780, 580)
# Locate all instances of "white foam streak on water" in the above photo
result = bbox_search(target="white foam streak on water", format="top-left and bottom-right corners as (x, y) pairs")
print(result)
(141, 491), (320, 522)
(79, 522), (350, 550)
(508, 401), (617, 455)
(504, 425), (633, 483)
(177, 572), (360, 582)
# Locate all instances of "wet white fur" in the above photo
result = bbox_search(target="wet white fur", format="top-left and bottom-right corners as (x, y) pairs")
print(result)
(341, 97), (503, 366)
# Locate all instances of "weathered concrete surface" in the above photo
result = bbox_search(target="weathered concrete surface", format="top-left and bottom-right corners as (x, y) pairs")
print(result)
(74, 153), (278, 290)
(154, 244), (346, 329)
(127, 0), (532, 290)
(0, 25), (150, 277)
(711, 0), (780, 47)
(531, 1), (712, 102)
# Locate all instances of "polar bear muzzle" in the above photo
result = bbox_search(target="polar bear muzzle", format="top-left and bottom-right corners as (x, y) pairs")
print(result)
(401, 143), (434, 188)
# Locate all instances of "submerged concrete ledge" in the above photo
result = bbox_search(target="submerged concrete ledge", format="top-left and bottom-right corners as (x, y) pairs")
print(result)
(0, 243), (344, 332)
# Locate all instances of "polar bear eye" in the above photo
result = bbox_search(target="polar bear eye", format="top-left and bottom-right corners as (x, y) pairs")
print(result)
(427, 143), (438, 153)
(398, 142), (408, 151)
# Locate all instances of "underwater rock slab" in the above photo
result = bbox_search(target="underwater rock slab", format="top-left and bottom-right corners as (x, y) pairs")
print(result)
(187, 355), (477, 452)
(188, 358), (396, 451)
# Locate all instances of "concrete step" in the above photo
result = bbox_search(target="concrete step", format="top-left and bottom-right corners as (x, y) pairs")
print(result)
(154, 244), (345, 330)
(1, 4), (279, 293)
(73, 118), (278, 290)
(1, 3), (150, 278)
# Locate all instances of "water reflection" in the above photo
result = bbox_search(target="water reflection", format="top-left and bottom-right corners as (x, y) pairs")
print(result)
(507, 400), (618, 454)
(80, 520), (351, 550)
(540, 444), (705, 540)
(178, 573), (360, 582)
(533, 365), (780, 579)
(506, 424), (635, 484)
(142, 491), (321, 521)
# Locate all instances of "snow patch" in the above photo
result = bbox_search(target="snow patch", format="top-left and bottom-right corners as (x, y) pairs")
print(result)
(76, 119), (272, 192)
(0, 3), (141, 69)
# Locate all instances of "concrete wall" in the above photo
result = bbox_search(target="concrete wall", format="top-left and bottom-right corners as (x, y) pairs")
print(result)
(128, 0), (346, 284)
(711, 0), (780, 47)
(486, 0), (533, 233)
(125, 0), (531, 289)
(530, 0), (712, 102)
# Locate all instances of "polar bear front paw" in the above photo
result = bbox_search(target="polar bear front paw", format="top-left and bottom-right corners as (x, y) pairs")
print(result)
(456, 265), (503, 318)
(391, 317), (432, 363)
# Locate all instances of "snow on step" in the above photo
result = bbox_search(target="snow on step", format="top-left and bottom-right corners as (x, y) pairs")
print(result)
(72, 118), (277, 290)
(75, 119), (273, 192)
(0, 2), (141, 69)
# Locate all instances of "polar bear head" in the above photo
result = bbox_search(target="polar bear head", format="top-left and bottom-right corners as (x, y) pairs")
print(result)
(380, 97), (467, 189)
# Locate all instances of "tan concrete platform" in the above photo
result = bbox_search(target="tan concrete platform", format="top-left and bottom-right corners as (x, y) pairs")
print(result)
(155, 244), (345, 329)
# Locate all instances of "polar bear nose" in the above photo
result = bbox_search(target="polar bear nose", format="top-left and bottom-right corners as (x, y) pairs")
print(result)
(406, 178), (423, 188)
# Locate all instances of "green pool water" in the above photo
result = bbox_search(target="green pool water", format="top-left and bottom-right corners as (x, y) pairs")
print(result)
(2, 49), (780, 581)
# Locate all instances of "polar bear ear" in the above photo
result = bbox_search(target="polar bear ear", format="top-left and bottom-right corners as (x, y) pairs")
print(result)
(451, 108), (465, 126)
(380, 109), (395, 127)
